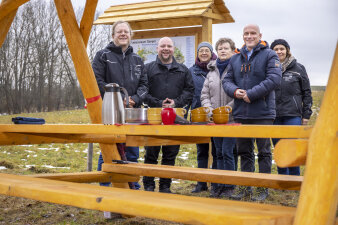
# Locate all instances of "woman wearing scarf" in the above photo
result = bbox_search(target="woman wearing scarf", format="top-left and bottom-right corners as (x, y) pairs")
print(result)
(200, 38), (237, 198)
(189, 42), (217, 194)
(270, 39), (313, 176)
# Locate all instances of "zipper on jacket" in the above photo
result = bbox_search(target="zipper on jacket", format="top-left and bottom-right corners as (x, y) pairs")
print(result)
(293, 96), (300, 112)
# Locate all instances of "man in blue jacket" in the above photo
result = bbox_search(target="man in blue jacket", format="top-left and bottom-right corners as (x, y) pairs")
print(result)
(222, 24), (282, 201)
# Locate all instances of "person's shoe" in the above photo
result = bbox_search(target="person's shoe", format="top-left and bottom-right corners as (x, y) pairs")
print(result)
(230, 186), (252, 200)
(252, 188), (269, 201)
(191, 183), (208, 193)
(159, 187), (172, 193)
(219, 188), (234, 198)
(209, 186), (223, 198)
(144, 186), (155, 192)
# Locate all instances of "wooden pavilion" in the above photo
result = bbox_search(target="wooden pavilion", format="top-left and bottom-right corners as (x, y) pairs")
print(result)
(0, 0), (337, 224)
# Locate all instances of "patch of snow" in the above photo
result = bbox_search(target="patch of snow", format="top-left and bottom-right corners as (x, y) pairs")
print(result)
(139, 158), (144, 161)
(25, 165), (36, 168)
(25, 150), (35, 153)
(21, 159), (27, 161)
(33, 155), (37, 157)
(20, 145), (33, 147)
(42, 165), (70, 169)
(75, 150), (80, 153)
(178, 156), (188, 160)
(0, 166), (7, 170)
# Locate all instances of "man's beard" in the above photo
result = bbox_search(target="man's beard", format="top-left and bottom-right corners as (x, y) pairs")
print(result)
(159, 53), (172, 63)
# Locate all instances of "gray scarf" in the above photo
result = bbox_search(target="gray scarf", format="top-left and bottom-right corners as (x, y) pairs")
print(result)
(281, 55), (295, 73)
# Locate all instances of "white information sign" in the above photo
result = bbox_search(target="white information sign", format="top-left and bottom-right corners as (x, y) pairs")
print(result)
(131, 36), (195, 68)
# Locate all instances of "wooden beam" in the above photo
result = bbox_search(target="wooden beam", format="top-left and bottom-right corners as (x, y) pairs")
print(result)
(202, 8), (227, 21)
(0, 173), (296, 225)
(0, 124), (313, 138)
(100, 2), (211, 19)
(54, 0), (128, 189)
(102, 163), (303, 190)
(202, 17), (212, 43)
(126, 135), (210, 146)
(294, 42), (338, 225)
(274, 139), (308, 167)
(0, 0), (29, 21)
(133, 27), (201, 40)
(0, 132), (126, 145)
(29, 171), (139, 183)
(80, 0), (98, 47)
(0, 0), (17, 47)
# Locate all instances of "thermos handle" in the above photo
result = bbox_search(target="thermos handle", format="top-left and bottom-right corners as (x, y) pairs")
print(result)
(120, 87), (129, 108)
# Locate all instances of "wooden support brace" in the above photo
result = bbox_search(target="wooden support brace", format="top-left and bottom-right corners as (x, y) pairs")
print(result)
(0, 0), (18, 47)
(0, 0), (29, 21)
(102, 163), (303, 190)
(80, 0), (98, 46)
(29, 171), (139, 183)
(274, 139), (308, 167)
(0, 173), (296, 225)
(126, 135), (210, 146)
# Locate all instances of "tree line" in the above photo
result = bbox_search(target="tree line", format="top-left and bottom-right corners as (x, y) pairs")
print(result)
(0, 0), (110, 114)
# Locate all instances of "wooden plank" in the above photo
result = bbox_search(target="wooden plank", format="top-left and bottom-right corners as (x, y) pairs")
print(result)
(0, 0), (29, 21)
(202, 17), (212, 43)
(0, 124), (313, 138)
(95, 9), (207, 23)
(0, 132), (126, 145)
(274, 139), (308, 167)
(0, 0), (17, 47)
(202, 8), (227, 21)
(54, 0), (129, 190)
(104, 0), (212, 12)
(102, 163), (303, 190)
(294, 42), (338, 225)
(126, 135), (210, 146)
(133, 27), (201, 40)
(0, 173), (295, 225)
(29, 171), (139, 183)
(100, 2), (211, 19)
(80, 0), (98, 46)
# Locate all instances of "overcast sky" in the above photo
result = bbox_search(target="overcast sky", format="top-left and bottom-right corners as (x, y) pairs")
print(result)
(73, 0), (337, 86)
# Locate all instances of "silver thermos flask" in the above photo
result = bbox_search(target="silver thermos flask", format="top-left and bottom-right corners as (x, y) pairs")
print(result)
(102, 83), (129, 124)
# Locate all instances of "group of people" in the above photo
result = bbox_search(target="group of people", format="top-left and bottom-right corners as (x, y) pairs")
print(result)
(91, 20), (313, 208)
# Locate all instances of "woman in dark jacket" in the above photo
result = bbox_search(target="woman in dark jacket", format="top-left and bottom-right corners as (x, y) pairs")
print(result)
(189, 42), (217, 194)
(271, 39), (313, 176)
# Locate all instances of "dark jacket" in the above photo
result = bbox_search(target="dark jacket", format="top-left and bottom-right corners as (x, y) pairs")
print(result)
(92, 42), (148, 107)
(222, 41), (282, 120)
(276, 58), (312, 119)
(189, 64), (208, 109)
(145, 56), (194, 107)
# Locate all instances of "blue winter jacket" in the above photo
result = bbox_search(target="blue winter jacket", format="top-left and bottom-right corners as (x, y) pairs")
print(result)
(222, 41), (282, 120)
(189, 65), (208, 109)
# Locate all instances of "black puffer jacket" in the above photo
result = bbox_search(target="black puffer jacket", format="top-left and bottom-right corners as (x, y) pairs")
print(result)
(92, 42), (148, 107)
(144, 56), (194, 107)
(275, 57), (312, 119)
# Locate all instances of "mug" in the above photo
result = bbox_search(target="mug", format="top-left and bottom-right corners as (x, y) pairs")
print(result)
(191, 113), (211, 123)
(191, 107), (210, 114)
(147, 108), (162, 124)
(174, 108), (187, 117)
(212, 113), (229, 124)
(212, 106), (232, 114)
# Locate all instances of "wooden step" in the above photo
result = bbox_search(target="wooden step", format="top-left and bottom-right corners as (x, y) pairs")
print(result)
(102, 163), (303, 190)
(0, 173), (295, 225)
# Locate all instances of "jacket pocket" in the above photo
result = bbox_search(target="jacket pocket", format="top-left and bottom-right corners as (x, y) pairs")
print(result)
(293, 96), (302, 113)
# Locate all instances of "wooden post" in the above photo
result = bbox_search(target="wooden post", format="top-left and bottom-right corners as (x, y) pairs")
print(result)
(294, 42), (338, 225)
(80, 0), (98, 47)
(54, 0), (128, 188)
(0, 0), (28, 21)
(0, 0), (17, 47)
(201, 17), (212, 43)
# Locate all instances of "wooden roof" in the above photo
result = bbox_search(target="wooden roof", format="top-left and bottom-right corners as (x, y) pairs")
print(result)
(94, 0), (234, 30)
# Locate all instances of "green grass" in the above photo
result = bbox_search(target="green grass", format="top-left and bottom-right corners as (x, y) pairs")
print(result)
(0, 89), (326, 224)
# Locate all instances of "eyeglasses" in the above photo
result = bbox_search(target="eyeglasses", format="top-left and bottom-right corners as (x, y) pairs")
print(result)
(199, 49), (211, 54)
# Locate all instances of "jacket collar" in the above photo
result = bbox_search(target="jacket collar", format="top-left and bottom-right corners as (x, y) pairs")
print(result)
(240, 40), (269, 60)
(156, 56), (179, 70)
(107, 42), (133, 55)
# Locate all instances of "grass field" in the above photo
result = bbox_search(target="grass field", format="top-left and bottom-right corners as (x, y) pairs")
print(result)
(0, 90), (325, 224)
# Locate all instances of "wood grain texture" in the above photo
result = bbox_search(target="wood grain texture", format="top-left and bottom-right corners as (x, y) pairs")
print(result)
(294, 42), (338, 225)
(29, 171), (139, 183)
(126, 135), (210, 146)
(102, 163), (303, 190)
(0, 0), (29, 21)
(80, 0), (98, 46)
(0, 0), (17, 47)
(202, 17), (212, 43)
(274, 139), (308, 167)
(0, 173), (295, 225)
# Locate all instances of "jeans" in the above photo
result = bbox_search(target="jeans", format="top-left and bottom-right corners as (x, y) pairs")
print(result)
(235, 119), (274, 174)
(143, 145), (180, 190)
(272, 116), (301, 176)
(97, 146), (140, 189)
(213, 137), (237, 189)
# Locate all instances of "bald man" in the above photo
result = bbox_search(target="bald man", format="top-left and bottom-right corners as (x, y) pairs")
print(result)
(223, 24), (282, 201)
(143, 37), (194, 193)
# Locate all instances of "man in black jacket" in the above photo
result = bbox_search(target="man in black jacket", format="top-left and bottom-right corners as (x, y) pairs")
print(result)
(143, 37), (194, 193)
(92, 21), (148, 196)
